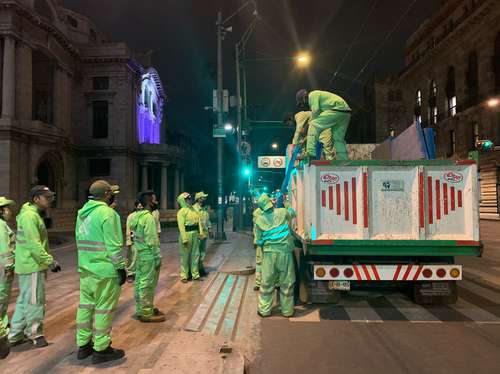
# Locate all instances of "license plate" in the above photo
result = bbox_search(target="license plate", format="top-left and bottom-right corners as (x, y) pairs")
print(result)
(329, 280), (350, 291)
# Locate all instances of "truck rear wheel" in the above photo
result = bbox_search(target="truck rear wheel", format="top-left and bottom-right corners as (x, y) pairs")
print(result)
(412, 281), (458, 305)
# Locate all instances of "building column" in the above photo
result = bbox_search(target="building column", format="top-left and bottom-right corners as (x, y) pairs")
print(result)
(141, 163), (148, 192)
(174, 167), (180, 207)
(180, 170), (185, 193)
(2, 36), (16, 119)
(16, 42), (32, 121)
(161, 163), (168, 210)
(53, 67), (69, 129)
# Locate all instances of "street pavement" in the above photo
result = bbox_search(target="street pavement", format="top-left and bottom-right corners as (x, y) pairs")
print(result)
(252, 220), (500, 374)
(3, 221), (500, 373)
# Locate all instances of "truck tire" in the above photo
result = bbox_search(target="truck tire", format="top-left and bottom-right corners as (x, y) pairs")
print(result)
(412, 281), (458, 305)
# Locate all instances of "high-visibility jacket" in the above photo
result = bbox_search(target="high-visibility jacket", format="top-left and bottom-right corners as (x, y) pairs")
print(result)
(177, 194), (204, 243)
(125, 210), (140, 246)
(309, 90), (351, 120)
(75, 200), (125, 278)
(0, 218), (15, 272)
(15, 203), (53, 274)
(252, 207), (263, 247)
(152, 209), (162, 235)
(129, 210), (160, 259)
(292, 111), (311, 145)
(254, 207), (295, 253)
(193, 203), (211, 237)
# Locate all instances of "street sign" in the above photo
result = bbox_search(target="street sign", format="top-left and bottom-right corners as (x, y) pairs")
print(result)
(213, 126), (226, 138)
(258, 156), (286, 169)
(212, 89), (229, 113)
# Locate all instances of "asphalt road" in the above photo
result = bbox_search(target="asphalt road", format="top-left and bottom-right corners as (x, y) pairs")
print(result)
(252, 221), (500, 374)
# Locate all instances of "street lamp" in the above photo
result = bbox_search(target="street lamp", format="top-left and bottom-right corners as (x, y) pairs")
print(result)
(271, 143), (278, 149)
(224, 123), (233, 131)
(296, 52), (311, 68)
(487, 97), (500, 108)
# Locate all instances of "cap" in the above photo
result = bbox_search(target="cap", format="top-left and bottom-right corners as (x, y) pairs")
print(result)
(0, 196), (15, 207)
(257, 193), (273, 211)
(296, 89), (308, 104)
(195, 191), (209, 201)
(89, 180), (120, 199)
(30, 185), (55, 199)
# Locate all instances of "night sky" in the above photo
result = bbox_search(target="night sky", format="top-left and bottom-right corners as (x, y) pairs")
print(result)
(63, 0), (442, 193)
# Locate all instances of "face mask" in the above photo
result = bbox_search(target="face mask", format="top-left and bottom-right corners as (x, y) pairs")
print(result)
(150, 202), (159, 211)
(107, 195), (116, 206)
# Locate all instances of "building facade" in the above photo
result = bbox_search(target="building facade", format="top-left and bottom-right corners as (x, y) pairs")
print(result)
(372, 0), (500, 219)
(0, 0), (186, 228)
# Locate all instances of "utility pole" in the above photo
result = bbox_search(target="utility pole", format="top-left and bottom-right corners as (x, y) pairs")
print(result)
(236, 41), (244, 231)
(215, 11), (226, 241)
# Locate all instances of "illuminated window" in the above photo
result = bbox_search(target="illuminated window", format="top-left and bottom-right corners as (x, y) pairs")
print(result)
(448, 96), (457, 117)
(428, 80), (438, 125)
(416, 90), (422, 107)
(92, 101), (108, 139)
(414, 89), (422, 124)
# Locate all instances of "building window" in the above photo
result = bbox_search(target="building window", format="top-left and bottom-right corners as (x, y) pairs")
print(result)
(494, 33), (500, 94)
(414, 89), (422, 123)
(428, 80), (438, 125)
(466, 51), (479, 106)
(448, 130), (456, 157)
(92, 101), (108, 139)
(89, 159), (111, 176)
(67, 15), (78, 28)
(90, 29), (97, 42)
(446, 66), (457, 117)
(416, 90), (422, 107)
(93, 77), (109, 90)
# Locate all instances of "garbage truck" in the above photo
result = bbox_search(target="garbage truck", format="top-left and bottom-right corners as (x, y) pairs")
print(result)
(289, 158), (482, 304)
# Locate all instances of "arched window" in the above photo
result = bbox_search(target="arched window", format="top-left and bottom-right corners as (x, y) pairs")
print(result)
(414, 89), (422, 124)
(466, 51), (479, 105)
(34, 0), (55, 21)
(494, 33), (500, 94)
(446, 66), (457, 117)
(429, 80), (438, 125)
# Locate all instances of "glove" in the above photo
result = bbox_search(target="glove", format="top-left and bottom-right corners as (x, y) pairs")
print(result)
(49, 260), (62, 273)
(117, 268), (127, 286)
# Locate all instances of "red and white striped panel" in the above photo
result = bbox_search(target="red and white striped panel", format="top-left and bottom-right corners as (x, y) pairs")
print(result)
(313, 264), (462, 281)
(423, 173), (464, 226)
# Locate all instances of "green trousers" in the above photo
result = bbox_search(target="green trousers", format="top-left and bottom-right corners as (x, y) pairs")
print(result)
(318, 128), (335, 160)
(258, 251), (296, 317)
(135, 255), (161, 317)
(307, 110), (351, 160)
(76, 273), (121, 352)
(179, 231), (200, 280)
(0, 272), (13, 338)
(199, 238), (207, 272)
(126, 246), (138, 276)
(255, 246), (263, 287)
(9, 271), (46, 342)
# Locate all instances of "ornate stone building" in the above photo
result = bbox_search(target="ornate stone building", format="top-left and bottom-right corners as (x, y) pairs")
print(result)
(372, 0), (500, 219)
(0, 0), (186, 228)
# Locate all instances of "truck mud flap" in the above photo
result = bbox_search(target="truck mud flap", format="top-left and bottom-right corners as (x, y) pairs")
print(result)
(413, 281), (457, 305)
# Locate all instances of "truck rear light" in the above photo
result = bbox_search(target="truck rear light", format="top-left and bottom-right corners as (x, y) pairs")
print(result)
(436, 268), (446, 278)
(422, 269), (433, 278)
(343, 268), (354, 278)
(315, 267), (326, 278)
(450, 268), (460, 278)
(329, 267), (339, 278)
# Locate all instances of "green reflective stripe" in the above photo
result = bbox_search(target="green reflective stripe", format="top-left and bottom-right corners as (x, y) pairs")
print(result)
(262, 223), (289, 237)
(77, 322), (92, 330)
(263, 231), (290, 242)
(94, 309), (115, 315)
(93, 327), (112, 335)
(78, 240), (105, 246)
(16, 239), (27, 245)
(78, 246), (106, 252)
(79, 304), (94, 310)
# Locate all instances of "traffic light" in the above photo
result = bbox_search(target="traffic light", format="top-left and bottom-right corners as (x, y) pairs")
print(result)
(476, 139), (494, 152)
(242, 166), (251, 177)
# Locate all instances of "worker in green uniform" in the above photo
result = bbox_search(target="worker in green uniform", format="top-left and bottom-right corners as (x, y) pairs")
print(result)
(129, 191), (164, 323)
(254, 194), (296, 318)
(296, 89), (352, 160)
(0, 197), (15, 359)
(293, 111), (334, 160)
(9, 186), (61, 348)
(252, 206), (263, 291)
(125, 201), (143, 283)
(193, 192), (210, 277)
(177, 193), (204, 283)
(75, 180), (126, 364)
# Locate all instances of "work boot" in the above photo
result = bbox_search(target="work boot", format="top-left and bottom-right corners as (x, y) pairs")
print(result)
(91, 345), (125, 365)
(253, 285), (260, 291)
(31, 336), (48, 348)
(9, 337), (27, 347)
(153, 308), (165, 317)
(257, 311), (270, 318)
(0, 335), (10, 359)
(77, 341), (93, 360)
(138, 314), (166, 323)
(181, 278), (188, 284)
(199, 268), (209, 277)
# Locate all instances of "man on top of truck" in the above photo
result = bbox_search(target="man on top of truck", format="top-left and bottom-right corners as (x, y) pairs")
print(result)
(293, 110), (334, 160)
(296, 89), (351, 160)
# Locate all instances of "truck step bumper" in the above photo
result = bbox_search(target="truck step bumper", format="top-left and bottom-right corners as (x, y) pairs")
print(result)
(313, 264), (462, 281)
